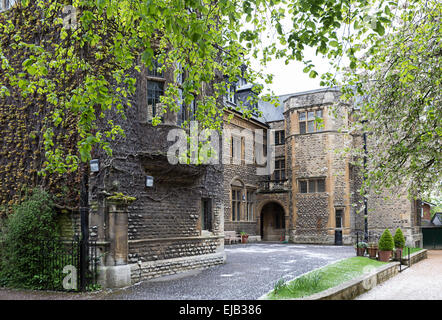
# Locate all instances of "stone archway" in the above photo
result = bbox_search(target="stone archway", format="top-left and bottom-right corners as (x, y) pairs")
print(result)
(260, 202), (286, 241)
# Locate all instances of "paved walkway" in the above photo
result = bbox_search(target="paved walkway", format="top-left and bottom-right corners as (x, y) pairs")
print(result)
(0, 243), (354, 300)
(356, 250), (442, 300)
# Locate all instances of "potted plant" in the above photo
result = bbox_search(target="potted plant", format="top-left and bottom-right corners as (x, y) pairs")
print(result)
(378, 229), (394, 262)
(355, 241), (367, 256)
(240, 231), (249, 244)
(393, 228), (406, 260)
(367, 242), (378, 259)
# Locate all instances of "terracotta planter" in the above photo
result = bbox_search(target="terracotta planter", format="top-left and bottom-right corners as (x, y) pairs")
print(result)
(367, 247), (378, 258)
(378, 250), (392, 262)
(241, 235), (249, 244)
(355, 247), (366, 256)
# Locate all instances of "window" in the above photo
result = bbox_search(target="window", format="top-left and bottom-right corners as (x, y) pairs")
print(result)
(274, 130), (285, 145)
(299, 109), (323, 134)
(225, 82), (237, 104)
(231, 136), (242, 162)
(147, 58), (164, 78)
(147, 80), (164, 121)
(0, 0), (15, 11)
(146, 57), (165, 122)
(274, 159), (286, 181)
(298, 178), (326, 193)
(335, 209), (343, 229)
(231, 189), (242, 221)
(201, 198), (213, 231)
(299, 180), (308, 193)
(246, 191), (255, 221)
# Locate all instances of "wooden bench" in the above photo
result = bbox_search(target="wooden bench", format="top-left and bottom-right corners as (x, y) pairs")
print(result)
(224, 231), (241, 244)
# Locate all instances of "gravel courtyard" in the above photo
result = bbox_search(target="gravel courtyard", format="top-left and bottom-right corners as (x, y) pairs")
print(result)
(102, 243), (354, 300)
(0, 243), (354, 300)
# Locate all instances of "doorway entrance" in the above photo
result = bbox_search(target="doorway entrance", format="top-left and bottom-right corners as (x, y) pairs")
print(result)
(260, 202), (286, 241)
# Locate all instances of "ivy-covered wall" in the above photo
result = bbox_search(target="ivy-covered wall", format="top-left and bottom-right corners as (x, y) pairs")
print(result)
(0, 4), (82, 213)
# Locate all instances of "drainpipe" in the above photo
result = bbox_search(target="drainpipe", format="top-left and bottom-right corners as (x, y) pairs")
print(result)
(79, 163), (90, 291)
(362, 121), (368, 242)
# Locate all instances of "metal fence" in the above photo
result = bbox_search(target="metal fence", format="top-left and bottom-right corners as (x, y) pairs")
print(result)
(34, 237), (99, 291)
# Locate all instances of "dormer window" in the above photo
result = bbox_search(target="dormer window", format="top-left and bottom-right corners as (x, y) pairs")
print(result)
(225, 82), (237, 105)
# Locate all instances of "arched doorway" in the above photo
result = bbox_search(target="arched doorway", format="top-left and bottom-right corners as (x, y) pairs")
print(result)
(260, 202), (286, 241)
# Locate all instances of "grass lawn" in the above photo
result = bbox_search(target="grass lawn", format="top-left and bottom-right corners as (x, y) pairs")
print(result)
(265, 257), (387, 300)
(402, 247), (423, 257)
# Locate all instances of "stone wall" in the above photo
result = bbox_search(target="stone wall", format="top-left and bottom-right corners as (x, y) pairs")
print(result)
(285, 89), (353, 244)
(222, 110), (268, 236)
(130, 252), (226, 283)
(88, 63), (226, 284)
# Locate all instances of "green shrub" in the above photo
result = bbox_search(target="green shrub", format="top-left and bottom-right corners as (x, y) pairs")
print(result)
(393, 228), (406, 249)
(378, 229), (394, 251)
(0, 188), (61, 289)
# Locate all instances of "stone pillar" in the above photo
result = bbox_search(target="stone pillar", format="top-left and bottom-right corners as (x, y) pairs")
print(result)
(98, 200), (131, 288)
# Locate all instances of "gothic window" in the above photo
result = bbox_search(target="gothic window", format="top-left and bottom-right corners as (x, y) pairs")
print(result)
(246, 190), (255, 221)
(231, 188), (243, 221)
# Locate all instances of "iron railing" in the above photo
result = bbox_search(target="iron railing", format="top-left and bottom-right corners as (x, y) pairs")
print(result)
(399, 247), (411, 272)
(259, 179), (288, 192)
(34, 237), (99, 291)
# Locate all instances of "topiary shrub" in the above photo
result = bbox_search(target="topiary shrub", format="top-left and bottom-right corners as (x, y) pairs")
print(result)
(0, 188), (61, 289)
(393, 228), (405, 249)
(378, 228), (395, 251)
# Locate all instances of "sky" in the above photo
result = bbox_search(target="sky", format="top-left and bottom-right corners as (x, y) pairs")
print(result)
(246, 34), (335, 97)
(250, 49), (333, 96)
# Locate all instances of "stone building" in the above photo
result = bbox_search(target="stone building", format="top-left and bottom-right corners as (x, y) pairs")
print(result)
(87, 61), (228, 287)
(223, 86), (423, 247)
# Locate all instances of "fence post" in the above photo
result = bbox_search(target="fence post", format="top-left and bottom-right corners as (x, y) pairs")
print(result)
(79, 206), (90, 291)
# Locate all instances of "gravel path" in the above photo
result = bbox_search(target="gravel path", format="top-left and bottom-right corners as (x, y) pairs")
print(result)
(1, 243), (354, 300)
(356, 250), (442, 300)
(103, 243), (354, 300)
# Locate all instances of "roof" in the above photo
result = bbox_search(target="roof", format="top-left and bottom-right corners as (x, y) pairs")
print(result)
(431, 213), (442, 226)
(255, 87), (341, 123)
(421, 200), (437, 207)
(256, 94), (292, 123)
